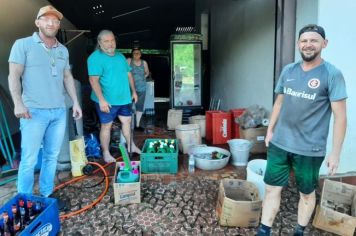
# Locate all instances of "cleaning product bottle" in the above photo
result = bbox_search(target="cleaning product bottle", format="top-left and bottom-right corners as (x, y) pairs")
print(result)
(131, 161), (138, 170)
(132, 169), (139, 182)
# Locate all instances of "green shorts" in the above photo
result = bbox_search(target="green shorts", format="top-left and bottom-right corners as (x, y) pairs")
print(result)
(264, 143), (324, 194)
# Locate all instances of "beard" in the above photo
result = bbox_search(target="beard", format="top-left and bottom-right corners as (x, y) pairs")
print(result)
(300, 51), (319, 62)
(101, 47), (116, 55)
(39, 27), (58, 38)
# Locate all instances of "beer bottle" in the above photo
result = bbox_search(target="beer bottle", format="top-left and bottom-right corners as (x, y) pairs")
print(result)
(11, 205), (20, 234)
(18, 200), (26, 230)
(0, 220), (4, 236)
(2, 211), (13, 236)
(26, 200), (35, 224)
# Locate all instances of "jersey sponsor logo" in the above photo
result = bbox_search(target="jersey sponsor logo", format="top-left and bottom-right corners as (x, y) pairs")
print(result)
(308, 78), (320, 89)
(284, 87), (316, 100)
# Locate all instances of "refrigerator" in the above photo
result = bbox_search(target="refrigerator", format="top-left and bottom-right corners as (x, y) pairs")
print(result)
(170, 35), (203, 109)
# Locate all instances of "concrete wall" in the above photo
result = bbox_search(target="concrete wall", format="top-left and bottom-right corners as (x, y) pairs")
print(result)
(0, 0), (88, 134)
(209, 0), (275, 111)
(296, 0), (356, 175)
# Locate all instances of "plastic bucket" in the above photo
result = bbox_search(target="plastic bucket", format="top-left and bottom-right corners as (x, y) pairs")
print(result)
(189, 115), (206, 138)
(247, 159), (267, 199)
(227, 139), (252, 166)
(175, 124), (202, 154)
(167, 109), (183, 130)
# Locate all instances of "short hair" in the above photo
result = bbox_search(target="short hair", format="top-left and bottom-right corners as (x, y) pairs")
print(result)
(96, 30), (115, 50)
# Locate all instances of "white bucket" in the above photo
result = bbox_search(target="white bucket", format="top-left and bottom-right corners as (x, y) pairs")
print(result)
(175, 124), (202, 154)
(189, 115), (206, 138)
(247, 159), (267, 199)
(167, 109), (183, 130)
(227, 139), (252, 166)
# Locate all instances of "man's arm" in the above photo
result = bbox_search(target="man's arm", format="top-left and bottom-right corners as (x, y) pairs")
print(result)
(89, 75), (111, 113)
(265, 94), (284, 147)
(326, 99), (347, 175)
(63, 69), (82, 119)
(128, 72), (138, 103)
(8, 63), (30, 119)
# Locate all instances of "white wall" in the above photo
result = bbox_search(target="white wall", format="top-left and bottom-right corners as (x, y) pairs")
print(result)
(296, 0), (356, 175)
(209, 0), (275, 111)
(0, 0), (88, 134)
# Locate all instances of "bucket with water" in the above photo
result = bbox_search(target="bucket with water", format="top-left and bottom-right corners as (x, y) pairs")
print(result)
(175, 124), (201, 154)
(227, 139), (252, 166)
(247, 159), (267, 199)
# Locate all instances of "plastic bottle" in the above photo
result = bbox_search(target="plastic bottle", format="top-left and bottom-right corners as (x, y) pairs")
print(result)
(132, 169), (140, 182)
(188, 154), (195, 173)
(157, 144), (166, 153)
(119, 162), (125, 171)
(131, 161), (138, 170)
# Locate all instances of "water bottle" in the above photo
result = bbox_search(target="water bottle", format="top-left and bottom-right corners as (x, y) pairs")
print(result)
(188, 154), (195, 173)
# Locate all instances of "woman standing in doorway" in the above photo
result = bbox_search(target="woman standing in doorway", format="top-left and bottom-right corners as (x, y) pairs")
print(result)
(127, 48), (150, 130)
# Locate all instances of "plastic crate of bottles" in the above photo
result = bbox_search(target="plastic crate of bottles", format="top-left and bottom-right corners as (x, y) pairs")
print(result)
(140, 139), (179, 174)
(0, 193), (60, 236)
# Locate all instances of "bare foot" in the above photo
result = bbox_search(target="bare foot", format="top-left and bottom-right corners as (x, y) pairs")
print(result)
(103, 152), (116, 163)
(128, 145), (142, 154)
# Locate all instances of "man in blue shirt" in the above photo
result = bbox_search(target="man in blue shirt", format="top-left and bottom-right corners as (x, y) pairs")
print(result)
(8, 6), (82, 198)
(257, 24), (347, 236)
(88, 30), (140, 163)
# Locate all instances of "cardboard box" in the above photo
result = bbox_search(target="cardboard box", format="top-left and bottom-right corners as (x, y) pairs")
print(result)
(113, 161), (141, 205)
(0, 193), (60, 236)
(216, 179), (262, 227)
(239, 126), (267, 154)
(313, 179), (356, 236)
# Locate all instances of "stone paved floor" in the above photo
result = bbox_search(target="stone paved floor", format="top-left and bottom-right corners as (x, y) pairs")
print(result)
(0, 123), (345, 235)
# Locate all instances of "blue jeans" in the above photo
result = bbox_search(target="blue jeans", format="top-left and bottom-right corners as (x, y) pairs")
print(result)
(18, 108), (66, 197)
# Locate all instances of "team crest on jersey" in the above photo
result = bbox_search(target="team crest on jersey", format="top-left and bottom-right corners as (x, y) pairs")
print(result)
(308, 78), (320, 89)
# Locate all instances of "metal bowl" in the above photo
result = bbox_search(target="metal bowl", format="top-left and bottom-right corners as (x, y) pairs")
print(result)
(189, 145), (231, 170)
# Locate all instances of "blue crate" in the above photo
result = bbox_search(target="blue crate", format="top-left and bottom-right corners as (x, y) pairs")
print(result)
(0, 193), (60, 236)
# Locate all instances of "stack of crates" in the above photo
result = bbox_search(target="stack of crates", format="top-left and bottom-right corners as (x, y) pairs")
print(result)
(140, 139), (179, 174)
(205, 111), (231, 144)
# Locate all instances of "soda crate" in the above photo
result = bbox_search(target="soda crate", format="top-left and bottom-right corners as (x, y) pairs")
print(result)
(140, 139), (179, 174)
(0, 193), (60, 236)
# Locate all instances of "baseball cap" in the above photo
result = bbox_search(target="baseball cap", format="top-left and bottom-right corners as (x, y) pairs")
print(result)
(298, 24), (325, 39)
(37, 5), (63, 20)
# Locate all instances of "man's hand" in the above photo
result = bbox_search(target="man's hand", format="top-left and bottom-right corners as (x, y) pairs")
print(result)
(326, 153), (339, 175)
(72, 102), (82, 120)
(265, 130), (273, 147)
(14, 104), (31, 119)
(132, 91), (138, 103)
(99, 99), (111, 113)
